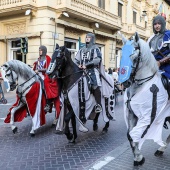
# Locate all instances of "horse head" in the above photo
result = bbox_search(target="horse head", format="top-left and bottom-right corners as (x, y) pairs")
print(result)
(47, 45), (69, 77)
(2, 63), (18, 91)
(119, 32), (158, 88)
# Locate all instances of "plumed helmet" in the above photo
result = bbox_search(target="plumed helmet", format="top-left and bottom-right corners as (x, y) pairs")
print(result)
(39, 45), (47, 56)
(152, 15), (166, 34)
(86, 33), (96, 48)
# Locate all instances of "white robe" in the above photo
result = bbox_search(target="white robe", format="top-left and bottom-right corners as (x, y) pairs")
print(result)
(124, 73), (170, 150)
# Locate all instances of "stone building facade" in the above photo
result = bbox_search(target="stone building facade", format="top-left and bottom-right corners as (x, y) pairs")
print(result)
(0, 0), (170, 69)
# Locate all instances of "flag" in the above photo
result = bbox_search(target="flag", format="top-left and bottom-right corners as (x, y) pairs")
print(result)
(158, 2), (166, 20)
(158, 2), (165, 14)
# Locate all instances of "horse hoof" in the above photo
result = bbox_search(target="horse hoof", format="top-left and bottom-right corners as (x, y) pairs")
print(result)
(51, 124), (56, 128)
(134, 157), (145, 166)
(30, 133), (35, 137)
(12, 127), (18, 134)
(93, 124), (98, 131)
(154, 150), (164, 157)
(55, 130), (63, 135)
(69, 140), (76, 144)
(66, 133), (73, 141)
(102, 128), (108, 133)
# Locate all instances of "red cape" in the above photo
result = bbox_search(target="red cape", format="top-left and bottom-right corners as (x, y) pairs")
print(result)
(4, 82), (46, 126)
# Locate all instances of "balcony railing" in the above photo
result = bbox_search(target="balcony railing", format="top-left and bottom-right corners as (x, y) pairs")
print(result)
(56, 0), (121, 29)
(0, 0), (36, 9)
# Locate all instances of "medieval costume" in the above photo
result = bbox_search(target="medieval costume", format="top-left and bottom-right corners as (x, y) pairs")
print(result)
(147, 15), (170, 79)
(147, 15), (170, 128)
(33, 45), (60, 116)
(75, 33), (102, 113)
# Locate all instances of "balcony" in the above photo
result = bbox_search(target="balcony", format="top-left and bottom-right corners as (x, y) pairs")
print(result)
(0, 0), (37, 17)
(56, 0), (121, 31)
(122, 23), (149, 39)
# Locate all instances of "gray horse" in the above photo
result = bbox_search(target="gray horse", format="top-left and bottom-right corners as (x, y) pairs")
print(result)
(2, 60), (57, 136)
(119, 32), (170, 166)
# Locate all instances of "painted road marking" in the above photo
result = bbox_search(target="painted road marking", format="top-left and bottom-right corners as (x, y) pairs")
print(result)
(88, 156), (115, 170)
(86, 141), (130, 170)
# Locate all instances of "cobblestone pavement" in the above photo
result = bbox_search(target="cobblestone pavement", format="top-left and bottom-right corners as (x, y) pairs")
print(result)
(0, 92), (170, 170)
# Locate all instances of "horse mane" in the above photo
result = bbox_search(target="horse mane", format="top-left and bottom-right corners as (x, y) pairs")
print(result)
(60, 46), (80, 71)
(6, 60), (36, 80)
(138, 39), (158, 73)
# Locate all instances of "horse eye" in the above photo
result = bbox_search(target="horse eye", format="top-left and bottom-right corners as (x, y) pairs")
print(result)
(5, 74), (10, 77)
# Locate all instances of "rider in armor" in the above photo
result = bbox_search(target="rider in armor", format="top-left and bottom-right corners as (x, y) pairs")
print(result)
(147, 15), (170, 128)
(33, 45), (59, 112)
(147, 15), (170, 79)
(75, 33), (102, 113)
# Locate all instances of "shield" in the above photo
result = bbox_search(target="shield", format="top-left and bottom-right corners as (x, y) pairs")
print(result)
(118, 40), (134, 83)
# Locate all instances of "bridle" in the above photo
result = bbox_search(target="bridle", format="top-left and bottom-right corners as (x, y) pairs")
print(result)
(129, 45), (156, 86)
(48, 48), (84, 79)
(5, 67), (18, 91)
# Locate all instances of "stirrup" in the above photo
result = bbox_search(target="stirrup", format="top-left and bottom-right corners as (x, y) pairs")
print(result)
(95, 104), (102, 113)
(44, 104), (50, 112)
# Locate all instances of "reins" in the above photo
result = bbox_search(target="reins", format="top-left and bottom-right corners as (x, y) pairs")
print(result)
(134, 72), (156, 86)
(17, 74), (37, 95)
(130, 46), (156, 86)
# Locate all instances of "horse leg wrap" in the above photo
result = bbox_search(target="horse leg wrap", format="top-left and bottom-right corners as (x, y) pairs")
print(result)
(133, 142), (145, 166)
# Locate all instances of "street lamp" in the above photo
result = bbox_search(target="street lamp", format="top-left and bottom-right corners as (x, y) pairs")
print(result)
(95, 23), (99, 28)
(140, 10), (147, 22)
(62, 12), (69, 17)
(25, 9), (31, 16)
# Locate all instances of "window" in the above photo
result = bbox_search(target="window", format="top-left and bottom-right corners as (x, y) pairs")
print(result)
(145, 21), (147, 28)
(64, 38), (79, 61)
(133, 11), (137, 24)
(11, 39), (21, 48)
(98, 0), (105, 9)
(118, 2), (123, 18)
(8, 39), (25, 62)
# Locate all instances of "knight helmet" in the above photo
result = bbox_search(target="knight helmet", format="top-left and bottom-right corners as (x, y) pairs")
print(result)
(85, 33), (96, 48)
(152, 15), (166, 34)
(39, 45), (47, 57)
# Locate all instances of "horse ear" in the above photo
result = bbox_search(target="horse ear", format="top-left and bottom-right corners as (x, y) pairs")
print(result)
(55, 43), (59, 50)
(117, 31), (127, 44)
(134, 32), (140, 43)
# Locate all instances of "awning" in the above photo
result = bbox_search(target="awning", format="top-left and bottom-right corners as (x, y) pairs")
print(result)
(0, 32), (41, 41)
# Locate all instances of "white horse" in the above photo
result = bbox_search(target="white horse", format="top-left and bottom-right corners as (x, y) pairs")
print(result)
(2, 60), (59, 136)
(119, 32), (170, 166)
